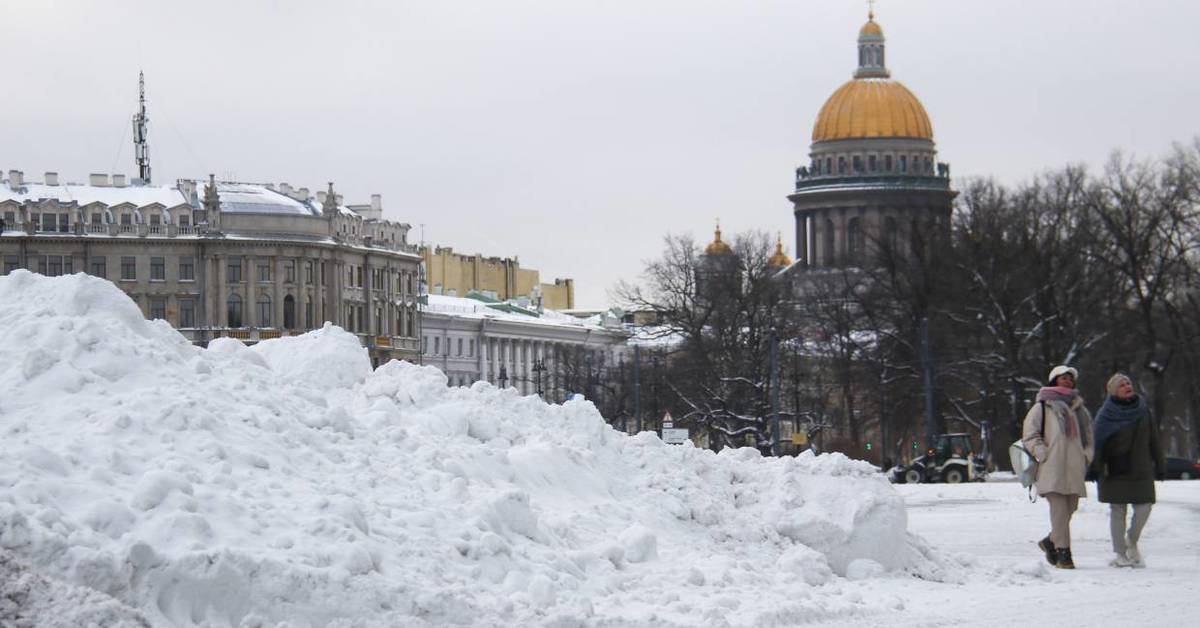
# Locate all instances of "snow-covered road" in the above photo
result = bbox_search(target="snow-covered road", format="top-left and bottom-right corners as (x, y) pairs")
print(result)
(844, 480), (1200, 628)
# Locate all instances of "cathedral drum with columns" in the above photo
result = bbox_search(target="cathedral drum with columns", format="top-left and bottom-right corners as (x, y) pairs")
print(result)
(790, 11), (956, 270)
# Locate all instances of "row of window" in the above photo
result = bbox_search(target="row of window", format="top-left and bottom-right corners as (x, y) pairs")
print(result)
(422, 335), (477, 358)
(0, 254), (195, 282)
(343, 263), (417, 295)
(2, 210), (193, 232)
(813, 154), (934, 176)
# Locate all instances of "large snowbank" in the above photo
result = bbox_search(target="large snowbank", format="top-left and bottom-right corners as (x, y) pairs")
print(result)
(0, 271), (944, 626)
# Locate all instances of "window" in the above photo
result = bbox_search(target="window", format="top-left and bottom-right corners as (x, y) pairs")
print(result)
(42, 213), (56, 231)
(284, 295), (296, 329)
(357, 266), (363, 288)
(838, 157), (846, 174)
(375, 307), (383, 336)
(847, 217), (863, 263)
(179, 257), (194, 281)
(457, 338), (463, 356)
(285, 261), (295, 283)
(434, 337), (440, 355)
(3, 211), (14, 227)
(406, 312), (414, 338)
(150, 257), (165, 281)
(90, 213), (102, 225)
(121, 256), (136, 281)
(305, 261), (314, 285)
(925, 157), (932, 173)
(257, 295), (272, 327)
(90, 257), (106, 278)
(3, 255), (18, 275)
(900, 155), (908, 173)
(852, 156), (863, 173)
(347, 265), (354, 285)
(423, 336), (429, 354)
(227, 294), (243, 328)
(304, 301), (313, 329)
(357, 306), (364, 332)
(178, 214), (191, 227)
(58, 213), (69, 232)
(885, 155), (893, 172)
(406, 274), (413, 295)
(120, 213), (132, 226)
(149, 214), (161, 227)
(469, 339), (475, 357)
(824, 158), (832, 174)
(257, 263), (271, 283)
(47, 256), (63, 277)
(179, 299), (195, 327)
(150, 297), (166, 320)
(227, 257), (242, 283)
(868, 155), (877, 172)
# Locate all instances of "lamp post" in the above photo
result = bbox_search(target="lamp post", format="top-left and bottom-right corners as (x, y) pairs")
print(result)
(532, 358), (546, 397)
(498, 365), (508, 389)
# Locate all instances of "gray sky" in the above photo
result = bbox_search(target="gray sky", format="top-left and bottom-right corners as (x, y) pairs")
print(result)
(4, 1), (1199, 308)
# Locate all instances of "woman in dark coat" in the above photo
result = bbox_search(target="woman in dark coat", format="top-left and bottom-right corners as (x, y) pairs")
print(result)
(1088, 373), (1166, 568)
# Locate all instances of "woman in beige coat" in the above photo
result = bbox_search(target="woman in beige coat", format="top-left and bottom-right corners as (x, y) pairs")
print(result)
(1022, 365), (1093, 569)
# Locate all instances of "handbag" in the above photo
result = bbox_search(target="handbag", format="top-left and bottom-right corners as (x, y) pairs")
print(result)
(1008, 400), (1047, 501)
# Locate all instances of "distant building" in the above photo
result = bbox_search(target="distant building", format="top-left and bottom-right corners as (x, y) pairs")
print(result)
(421, 245), (575, 310)
(420, 292), (626, 398)
(0, 171), (423, 365)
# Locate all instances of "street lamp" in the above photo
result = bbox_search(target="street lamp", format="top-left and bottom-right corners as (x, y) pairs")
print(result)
(498, 365), (508, 389)
(532, 358), (546, 397)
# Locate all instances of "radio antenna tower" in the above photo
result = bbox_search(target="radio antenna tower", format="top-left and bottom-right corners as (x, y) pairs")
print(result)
(132, 70), (152, 184)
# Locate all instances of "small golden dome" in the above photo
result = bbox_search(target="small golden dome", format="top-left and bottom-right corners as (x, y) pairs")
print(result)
(767, 234), (792, 268)
(704, 222), (734, 256)
(859, 18), (883, 37)
(811, 79), (933, 142)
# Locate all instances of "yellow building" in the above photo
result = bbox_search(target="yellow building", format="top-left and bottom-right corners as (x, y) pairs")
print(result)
(421, 245), (575, 310)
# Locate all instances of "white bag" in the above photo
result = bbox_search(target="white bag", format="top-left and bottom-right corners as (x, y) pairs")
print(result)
(1008, 440), (1038, 489)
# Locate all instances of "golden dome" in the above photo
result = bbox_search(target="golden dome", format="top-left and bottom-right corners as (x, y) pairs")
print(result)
(859, 18), (883, 37)
(811, 79), (933, 142)
(767, 234), (792, 268)
(704, 222), (733, 256)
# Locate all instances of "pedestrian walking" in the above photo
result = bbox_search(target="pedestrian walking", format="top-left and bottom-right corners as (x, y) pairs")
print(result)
(1022, 365), (1093, 569)
(1087, 373), (1165, 568)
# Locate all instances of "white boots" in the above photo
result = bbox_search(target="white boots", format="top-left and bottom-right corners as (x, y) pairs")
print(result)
(1126, 534), (1144, 568)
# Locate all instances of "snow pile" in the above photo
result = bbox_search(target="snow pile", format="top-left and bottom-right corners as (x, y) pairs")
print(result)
(0, 271), (941, 627)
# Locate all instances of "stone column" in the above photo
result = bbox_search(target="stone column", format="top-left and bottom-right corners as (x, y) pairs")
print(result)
(796, 212), (809, 267)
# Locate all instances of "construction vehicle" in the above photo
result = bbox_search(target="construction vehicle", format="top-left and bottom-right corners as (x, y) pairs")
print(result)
(889, 433), (986, 484)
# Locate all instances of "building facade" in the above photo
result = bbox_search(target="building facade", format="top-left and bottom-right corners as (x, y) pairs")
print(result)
(420, 293), (627, 398)
(422, 245), (575, 310)
(0, 171), (423, 365)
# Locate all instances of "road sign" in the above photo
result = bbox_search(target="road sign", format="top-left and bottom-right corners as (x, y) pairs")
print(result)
(662, 428), (690, 445)
(661, 411), (673, 429)
(791, 432), (808, 445)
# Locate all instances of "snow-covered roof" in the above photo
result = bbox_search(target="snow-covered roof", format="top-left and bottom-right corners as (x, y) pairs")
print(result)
(0, 181), (188, 208)
(424, 294), (620, 332)
(213, 182), (320, 217)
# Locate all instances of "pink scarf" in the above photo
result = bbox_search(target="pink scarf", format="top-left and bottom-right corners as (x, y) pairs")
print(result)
(1036, 386), (1081, 438)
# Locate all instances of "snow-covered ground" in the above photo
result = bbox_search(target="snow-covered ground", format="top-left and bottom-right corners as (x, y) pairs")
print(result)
(1, 270), (1197, 627)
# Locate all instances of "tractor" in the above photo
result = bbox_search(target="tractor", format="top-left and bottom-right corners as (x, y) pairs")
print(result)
(889, 433), (986, 484)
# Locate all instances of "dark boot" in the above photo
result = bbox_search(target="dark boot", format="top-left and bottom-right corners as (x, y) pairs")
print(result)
(1038, 536), (1057, 565)
(1055, 548), (1075, 569)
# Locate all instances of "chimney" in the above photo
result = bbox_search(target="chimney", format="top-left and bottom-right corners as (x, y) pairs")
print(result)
(371, 194), (382, 212)
(112, 174), (127, 187)
(316, 190), (327, 204)
(279, 182), (292, 196)
(45, 172), (59, 186)
(335, 193), (343, 205)
(89, 173), (109, 187)
(296, 187), (309, 201)
(8, 170), (21, 187)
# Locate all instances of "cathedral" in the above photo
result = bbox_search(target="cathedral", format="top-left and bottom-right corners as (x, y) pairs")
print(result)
(702, 10), (955, 271)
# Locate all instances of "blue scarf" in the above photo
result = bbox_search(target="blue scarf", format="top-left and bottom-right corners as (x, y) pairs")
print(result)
(1093, 395), (1146, 454)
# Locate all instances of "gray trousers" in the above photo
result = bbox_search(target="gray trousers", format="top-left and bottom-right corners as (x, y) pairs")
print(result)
(1110, 503), (1152, 554)
(1045, 492), (1080, 548)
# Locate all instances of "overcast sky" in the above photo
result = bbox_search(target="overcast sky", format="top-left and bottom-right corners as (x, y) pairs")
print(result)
(4, 1), (1199, 308)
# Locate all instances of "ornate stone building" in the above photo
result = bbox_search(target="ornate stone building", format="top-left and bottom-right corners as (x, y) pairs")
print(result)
(789, 11), (955, 269)
(422, 245), (575, 310)
(0, 171), (423, 365)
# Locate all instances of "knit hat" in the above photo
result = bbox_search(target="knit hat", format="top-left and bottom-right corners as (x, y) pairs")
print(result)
(1107, 373), (1132, 397)
(1047, 365), (1078, 385)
